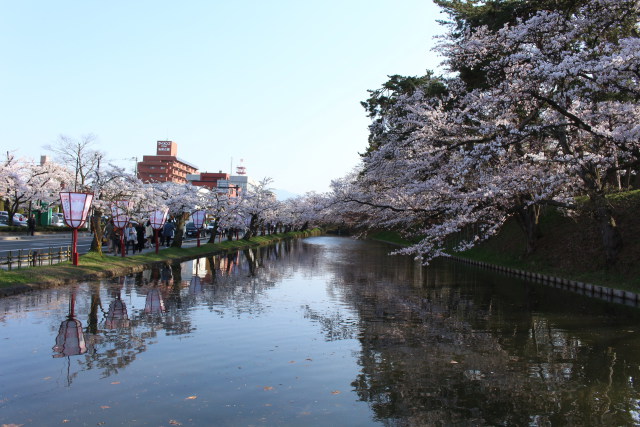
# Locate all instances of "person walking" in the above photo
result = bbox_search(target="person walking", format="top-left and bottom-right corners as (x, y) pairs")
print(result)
(162, 221), (175, 247)
(27, 215), (36, 236)
(136, 222), (146, 252)
(111, 226), (122, 256)
(125, 223), (137, 254)
(144, 220), (154, 248)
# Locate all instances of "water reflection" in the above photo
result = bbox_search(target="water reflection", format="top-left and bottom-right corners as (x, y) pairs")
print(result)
(2, 238), (640, 426)
(105, 289), (129, 330)
(324, 241), (640, 425)
(52, 291), (86, 358)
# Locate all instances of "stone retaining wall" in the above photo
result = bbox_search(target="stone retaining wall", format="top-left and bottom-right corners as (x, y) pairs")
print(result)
(448, 255), (640, 308)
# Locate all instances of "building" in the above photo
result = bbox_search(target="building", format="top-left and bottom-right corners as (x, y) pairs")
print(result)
(137, 141), (198, 184)
(187, 171), (241, 197)
(217, 175), (258, 195)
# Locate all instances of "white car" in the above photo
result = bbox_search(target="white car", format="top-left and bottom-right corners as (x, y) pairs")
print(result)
(12, 213), (28, 227)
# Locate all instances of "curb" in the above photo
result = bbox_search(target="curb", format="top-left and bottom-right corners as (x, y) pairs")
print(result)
(448, 255), (640, 308)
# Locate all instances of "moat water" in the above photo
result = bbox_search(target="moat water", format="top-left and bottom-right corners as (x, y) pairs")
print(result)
(1, 236), (640, 426)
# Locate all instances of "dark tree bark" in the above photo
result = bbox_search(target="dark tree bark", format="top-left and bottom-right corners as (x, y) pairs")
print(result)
(514, 204), (541, 256)
(90, 210), (104, 255)
(243, 214), (259, 240)
(590, 191), (622, 267)
(171, 213), (188, 249)
(207, 221), (219, 244)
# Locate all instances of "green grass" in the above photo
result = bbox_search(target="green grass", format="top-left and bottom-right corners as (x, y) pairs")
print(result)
(0, 229), (321, 292)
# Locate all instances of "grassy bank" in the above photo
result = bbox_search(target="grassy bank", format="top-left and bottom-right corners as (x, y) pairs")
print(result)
(369, 190), (640, 293)
(0, 229), (321, 296)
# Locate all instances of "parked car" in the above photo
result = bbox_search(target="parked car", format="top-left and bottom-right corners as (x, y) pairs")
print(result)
(0, 216), (8, 226)
(185, 222), (199, 237)
(12, 213), (27, 227)
(206, 221), (217, 234)
(51, 216), (66, 227)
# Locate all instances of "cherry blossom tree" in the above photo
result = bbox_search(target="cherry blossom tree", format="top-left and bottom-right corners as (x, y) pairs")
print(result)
(437, 0), (640, 265)
(151, 182), (204, 248)
(330, 0), (638, 266)
(0, 154), (72, 225)
(239, 178), (279, 240)
(87, 165), (143, 253)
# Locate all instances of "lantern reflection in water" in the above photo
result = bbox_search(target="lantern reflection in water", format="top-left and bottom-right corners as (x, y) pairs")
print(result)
(105, 293), (130, 329)
(144, 287), (165, 314)
(53, 292), (87, 358)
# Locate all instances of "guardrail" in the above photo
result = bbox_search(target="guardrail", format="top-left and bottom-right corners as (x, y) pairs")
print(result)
(1, 246), (72, 270)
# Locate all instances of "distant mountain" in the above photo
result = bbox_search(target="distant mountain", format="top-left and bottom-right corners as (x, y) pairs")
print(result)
(273, 188), (300, 201)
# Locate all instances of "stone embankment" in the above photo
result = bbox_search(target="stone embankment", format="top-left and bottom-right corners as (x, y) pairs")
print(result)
(449, 255), (640, 308)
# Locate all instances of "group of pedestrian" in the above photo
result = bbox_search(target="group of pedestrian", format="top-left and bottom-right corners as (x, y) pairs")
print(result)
(103, 218), (178, 254)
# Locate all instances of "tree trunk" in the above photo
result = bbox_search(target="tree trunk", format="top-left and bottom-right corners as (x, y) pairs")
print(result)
(590, 191), (622, 267)
(243, 214), (259, 240)
(171, 213), (188, 249)
(90, 210), (104, 254)
(514, 204), (541, 256)
(207, 222), (219, 244)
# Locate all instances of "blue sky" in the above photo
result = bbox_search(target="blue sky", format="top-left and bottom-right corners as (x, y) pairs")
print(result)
(1, 1), (445, 195)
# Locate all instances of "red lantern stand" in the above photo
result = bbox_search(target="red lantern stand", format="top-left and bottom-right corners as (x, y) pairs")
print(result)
(149, 209), (168, 254)
(111, 201), (131, 258)
(60, 192), (94, 266)
(192, 210), (206, 247)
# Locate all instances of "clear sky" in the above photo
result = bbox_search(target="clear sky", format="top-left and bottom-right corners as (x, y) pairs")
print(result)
(1, 1), (445, 195)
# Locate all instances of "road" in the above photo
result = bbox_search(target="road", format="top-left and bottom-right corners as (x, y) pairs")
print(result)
(0, 232), (211, 254)
(0, 233), (94, 253)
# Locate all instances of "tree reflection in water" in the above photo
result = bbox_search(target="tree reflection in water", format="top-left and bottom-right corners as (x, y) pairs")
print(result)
(323, 240), (640, 426)
(61, 244), (291, 382)
(6, 238), (637, 425)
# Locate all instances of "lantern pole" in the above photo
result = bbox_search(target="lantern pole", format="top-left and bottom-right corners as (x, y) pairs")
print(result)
(149, 208), (168, 254)
(72, 228), (79, 265)
(120, 231), (126, 258)
(192, 210), (206, 248)
(60, 192), (93, 266)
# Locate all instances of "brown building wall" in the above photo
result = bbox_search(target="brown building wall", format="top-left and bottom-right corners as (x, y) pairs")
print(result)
(137, 155), (197, 183)
(137, 141), (198, 184)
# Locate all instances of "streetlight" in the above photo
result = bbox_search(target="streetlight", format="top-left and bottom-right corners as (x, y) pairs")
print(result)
(59, 192), (93, 265)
